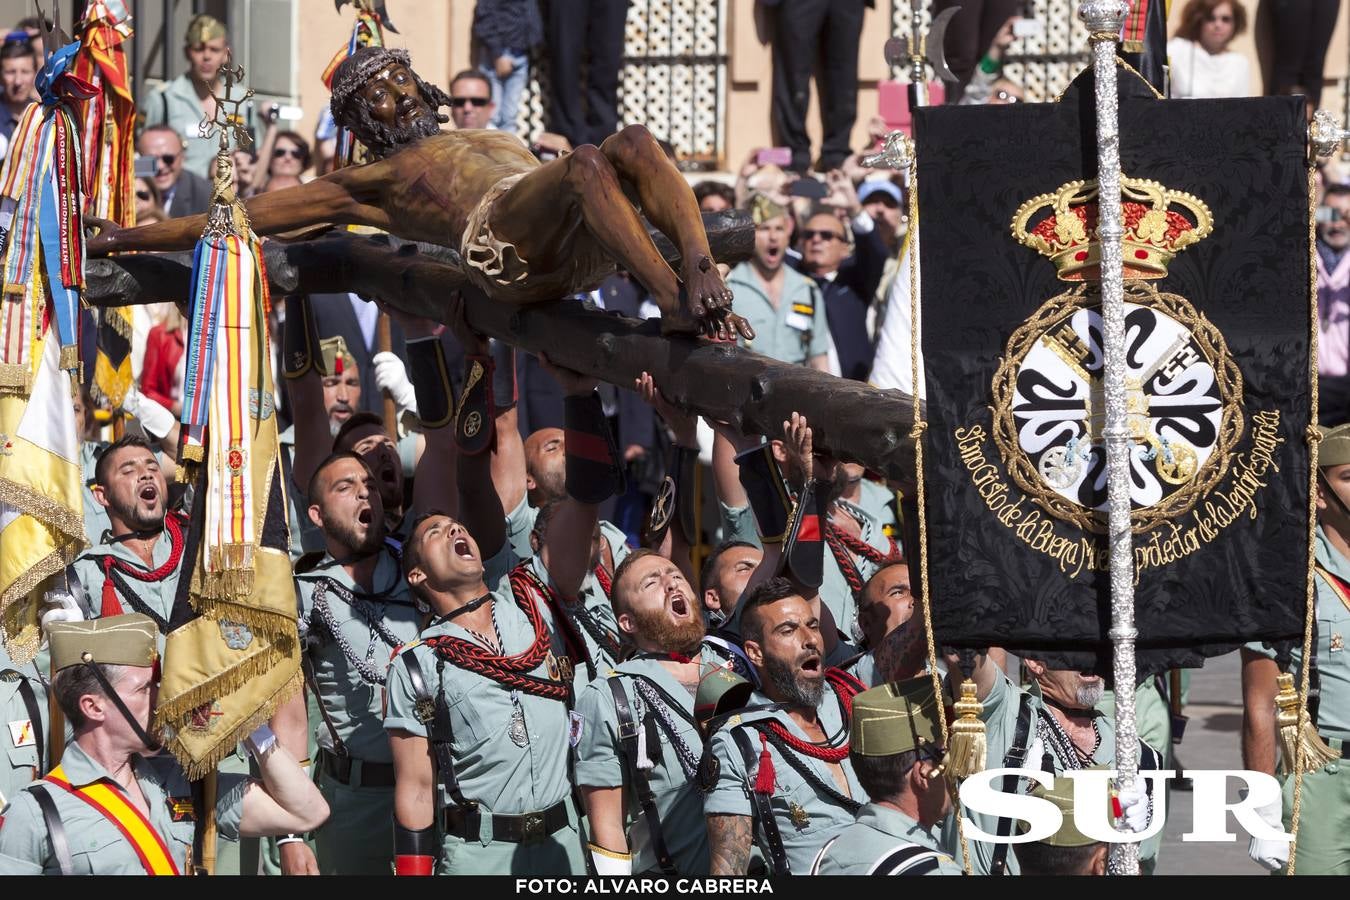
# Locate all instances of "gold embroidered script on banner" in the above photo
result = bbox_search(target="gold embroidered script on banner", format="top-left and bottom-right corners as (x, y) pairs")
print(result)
(953, 409), (1284, 580)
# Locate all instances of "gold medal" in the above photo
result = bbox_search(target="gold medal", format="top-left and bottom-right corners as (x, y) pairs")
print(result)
(789, 802), (810, 829)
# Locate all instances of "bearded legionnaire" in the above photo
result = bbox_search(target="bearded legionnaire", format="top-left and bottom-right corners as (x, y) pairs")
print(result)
(0, 615), (327, 875)
(1243, 423), (1350, 876)
(290, 452), (424, 874)
(89, 45), (750, 343)
(1013, 773), (1111, 876)
(956, 651), (1159, 875)
(70, 436), (186, 635)
(809, 678), (962, 875)
(385, 349), (609, 876)
(574, 548), (751, 875)
(703, 578), (867, 875)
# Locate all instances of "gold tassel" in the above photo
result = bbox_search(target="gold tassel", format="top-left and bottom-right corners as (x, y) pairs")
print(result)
(1275, 672), (1339, 774)
(944, 678), (987, 785)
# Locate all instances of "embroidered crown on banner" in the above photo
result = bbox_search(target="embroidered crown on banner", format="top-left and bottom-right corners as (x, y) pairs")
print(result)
(1010, 176), (1213, 281)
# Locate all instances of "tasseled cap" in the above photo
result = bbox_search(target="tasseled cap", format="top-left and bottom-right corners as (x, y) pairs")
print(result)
(850, 676), (941, 757)
(48, 614), (159, 672)
(1320, 422), (1350, 468)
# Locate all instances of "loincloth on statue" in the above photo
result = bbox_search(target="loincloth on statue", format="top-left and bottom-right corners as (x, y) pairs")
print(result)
(459, 171), (615, 304)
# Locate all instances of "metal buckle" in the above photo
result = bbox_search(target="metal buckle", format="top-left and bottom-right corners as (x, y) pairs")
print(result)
(520, 812), (545, 842)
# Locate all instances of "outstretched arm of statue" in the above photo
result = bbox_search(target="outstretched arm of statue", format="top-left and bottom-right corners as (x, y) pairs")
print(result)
(87, 163), (394, 255)
(707, 813), (753, 876)
(1240, 648), (1279, 776)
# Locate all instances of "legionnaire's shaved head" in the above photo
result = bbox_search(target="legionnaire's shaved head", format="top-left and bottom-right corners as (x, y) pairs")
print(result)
(329, 46), (451, 159)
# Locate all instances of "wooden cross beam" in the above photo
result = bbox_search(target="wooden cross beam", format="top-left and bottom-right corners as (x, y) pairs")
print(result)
(85, 212), (919, 486)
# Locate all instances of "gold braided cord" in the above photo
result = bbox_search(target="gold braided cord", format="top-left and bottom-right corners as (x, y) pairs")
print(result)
(905, 147), (972, 874)
(1288, 161), (1322, 875)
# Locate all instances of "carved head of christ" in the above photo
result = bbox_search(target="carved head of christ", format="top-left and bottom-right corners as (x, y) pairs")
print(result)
(330, 46), (451, 159)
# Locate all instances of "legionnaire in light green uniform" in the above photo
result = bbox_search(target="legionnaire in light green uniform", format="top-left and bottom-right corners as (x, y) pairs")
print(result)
(1242, 423), (1350, 876)
(1, 645), (50, 812)
(291, 453), (425, 874)
(810, 678), (962, 875)
(1012, 774), (1111, 876)
(574, 550), (752, 875)
(0, 614), (327, 875)
(953, 654), (1162, 875)
(704, 579), (868, 875)
(79, 440), (111, 545)
(387, 525), (584, 875)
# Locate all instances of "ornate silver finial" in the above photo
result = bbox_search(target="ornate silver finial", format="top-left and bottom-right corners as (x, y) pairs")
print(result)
(198, 54), (256, 153)
(862, 131), (915, 171)
(1078, 0), (1130, 37)
(1311, 109), (1350, 161)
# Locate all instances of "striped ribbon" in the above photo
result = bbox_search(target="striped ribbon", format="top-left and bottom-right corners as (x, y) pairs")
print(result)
(44, 764), (182, 875)
(179, 230), (269, 599)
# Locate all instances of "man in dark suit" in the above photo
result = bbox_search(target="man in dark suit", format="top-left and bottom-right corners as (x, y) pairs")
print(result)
(791, 210), (888, 382)
(138, 124), (212, 218)
(544, 0), (630, 148)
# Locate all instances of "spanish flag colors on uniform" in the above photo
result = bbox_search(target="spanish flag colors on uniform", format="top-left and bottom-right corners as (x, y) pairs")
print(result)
(0, 38), (90, 664)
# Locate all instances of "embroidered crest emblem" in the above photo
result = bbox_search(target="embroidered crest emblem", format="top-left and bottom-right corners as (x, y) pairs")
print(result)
(0, 434), (13, 457)
(1332, 632), (1345, 652)
(568, 710), (584, 748)
(248, 389), (275, 421)
(462, 411), (482, 437)
(226, 446), (246, 475)
(8, 719), (34, 747)
(219, 620), (254, 650)
(187, 699), (224, 732)
(413, 696), (436, 725)
(169, 797), (196, 822)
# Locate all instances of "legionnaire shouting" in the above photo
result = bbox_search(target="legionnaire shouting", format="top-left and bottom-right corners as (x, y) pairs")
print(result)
(0, 615), (327, 874)
(809, 678), (962, 875)
(1243, 422), (1350, 876)
(574, 548), (751, 875)
(704, 578), (867, 875)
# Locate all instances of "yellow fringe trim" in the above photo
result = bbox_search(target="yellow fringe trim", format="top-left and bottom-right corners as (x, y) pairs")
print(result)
(163, 669), (303, 781)
(0, 477), (87, 542)
(0, 363), (32, 392)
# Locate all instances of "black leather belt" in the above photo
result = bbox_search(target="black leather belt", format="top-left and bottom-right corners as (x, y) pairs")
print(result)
(443, 799), (569, 844)
(318, 748), (396, 787)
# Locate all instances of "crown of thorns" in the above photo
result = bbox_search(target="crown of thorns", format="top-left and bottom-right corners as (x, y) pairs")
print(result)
(329, 46), (412, 120)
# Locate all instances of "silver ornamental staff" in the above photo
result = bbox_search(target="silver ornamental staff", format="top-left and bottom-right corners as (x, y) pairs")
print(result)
(1078, 0), (1140, 875)
(887, 0), (959, 112)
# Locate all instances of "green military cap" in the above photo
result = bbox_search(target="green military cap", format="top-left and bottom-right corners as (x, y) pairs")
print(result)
(184, 13), (226, 45)
(1018, 770), (1109, 847)
(850, 676), (941, 757)
(1321, 423), (1350, 468)
(750, 193), (788, 226)
(48, 613), (159, 672)
(320, 335), (356, 377)
(694, 664), (752, 731)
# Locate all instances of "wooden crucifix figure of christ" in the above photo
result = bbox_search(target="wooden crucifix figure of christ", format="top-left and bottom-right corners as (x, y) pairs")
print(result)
(87, 46), (752, 342)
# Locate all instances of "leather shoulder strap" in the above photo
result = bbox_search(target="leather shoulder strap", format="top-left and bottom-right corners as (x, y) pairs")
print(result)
(731, 726), (790, 876)
(27, 784), (75, 876)
(989, 691), (1035, 875)
(608, 677), (677, 876)
(4, 670), (43, 776)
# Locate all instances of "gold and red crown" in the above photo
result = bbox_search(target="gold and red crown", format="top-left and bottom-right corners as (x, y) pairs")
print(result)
(1010, 176), (1212, 281)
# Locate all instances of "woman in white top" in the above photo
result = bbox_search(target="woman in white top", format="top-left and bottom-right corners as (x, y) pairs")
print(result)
(1167, 0), (1251, 99)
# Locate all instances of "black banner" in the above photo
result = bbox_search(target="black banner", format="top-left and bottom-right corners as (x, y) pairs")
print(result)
(915, 70), (1310, 674)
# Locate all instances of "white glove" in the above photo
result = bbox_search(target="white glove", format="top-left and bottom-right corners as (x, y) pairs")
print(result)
(1247, 794), (1290, 871)
(1116, 784), (1150, 833)
(372, 352), (418, 416)
(120, 384), (176, 441)
(40, 588), (84, 633)
(588, 843), (632, 876)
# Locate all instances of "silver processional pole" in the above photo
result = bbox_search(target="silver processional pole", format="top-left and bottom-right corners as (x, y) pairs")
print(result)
(1077, 0), (1140, 875)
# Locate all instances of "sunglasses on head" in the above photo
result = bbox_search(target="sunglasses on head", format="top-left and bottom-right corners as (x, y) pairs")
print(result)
(801, 229), (844, 242)
(273, 147), (304, 160)
(449, 97), (491, 108)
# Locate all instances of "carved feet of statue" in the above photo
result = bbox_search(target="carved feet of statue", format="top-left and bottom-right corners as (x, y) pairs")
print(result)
(668, 254), (754, 343)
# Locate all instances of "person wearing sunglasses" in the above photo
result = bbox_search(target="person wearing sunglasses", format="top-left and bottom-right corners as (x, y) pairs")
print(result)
(1168, 0), (1251, 99)
(258, 130), (312, 194)
(0, 38), (36, 151)
(448, 69), (497, 131)
(136, 125), (211, 218)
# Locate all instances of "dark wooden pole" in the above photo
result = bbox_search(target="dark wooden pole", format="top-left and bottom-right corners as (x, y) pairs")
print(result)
(85, 214), (919, 487)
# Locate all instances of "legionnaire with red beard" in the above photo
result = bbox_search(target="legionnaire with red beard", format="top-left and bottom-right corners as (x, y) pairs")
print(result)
(573, 548), (752, 875)
(290, 452), (425, 874)
(703, 577), (867, 875)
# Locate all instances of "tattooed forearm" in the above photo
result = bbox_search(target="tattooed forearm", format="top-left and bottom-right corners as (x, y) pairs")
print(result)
(707, 814), (753, 875)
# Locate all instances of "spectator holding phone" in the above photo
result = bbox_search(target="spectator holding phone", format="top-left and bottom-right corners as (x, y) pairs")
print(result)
(1168, 0), (1251, 99)
(936, 0), (1024, 103)
(958, 17), (1024, 106)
